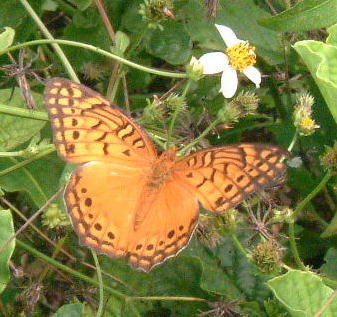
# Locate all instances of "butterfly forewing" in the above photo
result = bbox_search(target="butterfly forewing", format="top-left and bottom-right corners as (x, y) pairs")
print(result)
(174, 144), (289, 212)
(44, 78), (157, 164)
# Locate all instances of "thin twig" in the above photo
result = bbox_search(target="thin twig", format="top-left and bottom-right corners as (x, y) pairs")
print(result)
(0, 186), (64, 255)
(0, 197), (76, 261)
(121, 71), (131, 115)
(93, 0), (115, 42)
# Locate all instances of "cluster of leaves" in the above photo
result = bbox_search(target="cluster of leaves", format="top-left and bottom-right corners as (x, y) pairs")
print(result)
(0, 0), (337, 316)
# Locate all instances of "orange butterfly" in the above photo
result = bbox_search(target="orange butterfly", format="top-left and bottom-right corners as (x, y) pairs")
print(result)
(44, 78), (288, 271)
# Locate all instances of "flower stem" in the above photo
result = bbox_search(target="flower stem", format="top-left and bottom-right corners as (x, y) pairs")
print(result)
(1, 39), (188, 79)
(288, 221), (307, 271)
(287, 130), (299, 152)
(19, 0), (79, 83)
(91, 251), (104, 317)
(167, 80), (193, 148)
(288, 170), (332, 270)
(293, 170), (332, 219)
(230, 234), (249, 258)
(179, 118), (221, 155)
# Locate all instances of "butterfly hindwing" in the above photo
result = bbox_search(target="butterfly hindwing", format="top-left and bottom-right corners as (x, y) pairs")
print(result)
(44, 78), (157, 164)
(65, 161), (199, 271)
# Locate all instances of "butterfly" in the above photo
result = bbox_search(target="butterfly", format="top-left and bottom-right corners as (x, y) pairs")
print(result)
(44, 78), (288, 272)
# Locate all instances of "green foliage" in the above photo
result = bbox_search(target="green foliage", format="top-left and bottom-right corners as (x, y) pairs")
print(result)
(294, 26), (337, 125)
(54, 302), (89, 317)
(259, 0), (337, 32)
(0, 27), (15, 51)
(0, 0), (337, 316)
(0, 209), (15, 294)
(268, 270), (337, 316)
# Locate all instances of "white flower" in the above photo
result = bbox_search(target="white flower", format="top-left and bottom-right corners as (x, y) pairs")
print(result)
(199, 24), (262, 98)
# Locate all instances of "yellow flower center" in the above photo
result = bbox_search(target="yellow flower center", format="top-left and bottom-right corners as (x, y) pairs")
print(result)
(300, 117), (315, 129)
(226, 41), (256, 72)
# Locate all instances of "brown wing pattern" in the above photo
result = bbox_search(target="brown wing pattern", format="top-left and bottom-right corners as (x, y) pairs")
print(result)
(174, 144), (289, 212)
(44, 78), (157, 164)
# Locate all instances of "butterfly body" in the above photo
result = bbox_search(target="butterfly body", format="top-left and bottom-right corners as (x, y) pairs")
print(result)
(44, 78), (288, 271)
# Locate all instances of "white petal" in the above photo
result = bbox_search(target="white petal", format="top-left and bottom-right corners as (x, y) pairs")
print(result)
(215, 24), (241, 47)
(199, 52), (229, 74)
(243, 66), (262, 88)
(220, 67), (238, 98)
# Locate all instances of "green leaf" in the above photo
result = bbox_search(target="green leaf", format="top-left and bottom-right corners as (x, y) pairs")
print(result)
(183, 0), (283, 65)
(0, 27), (15, 50)
(258, 0), (337, 32)
(100, 254), (208, 316)
(267, 270), (337, 316)
(145, 21), (192, 65)
(0, 88), (46, 151)
(0, 152), (64, 207)
(293, 40), (337, 125)
(0, 209), (15, 294)
(320, 248), (337, 280)
(183, 239), (241, 297)
(113, 31), (130, 56)
(327, 24), (337, 45)
(54, 303), (86, 317)
(0, 0), (41, 42)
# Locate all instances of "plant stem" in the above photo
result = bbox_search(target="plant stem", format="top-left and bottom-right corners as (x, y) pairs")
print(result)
(230, 234), (249, 257)
(129, 296), (207, 302)
(0, 103), (48, 120)
(288, 171), (332, 270)
(179, 118), (221, 155)
(17, 240), (208, 303)
(0, 147), (55, 177)
(16, 239), (126, 299)
(293, 170), (332, 219)
(91, 251), (104, 317)
(1, 39), (188, 79)
(288, 221), (307, 270)
(19, 0), (79, 82)
(287, 130), (298, 152)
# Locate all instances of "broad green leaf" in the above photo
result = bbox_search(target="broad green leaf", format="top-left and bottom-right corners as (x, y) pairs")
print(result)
(54, 303), (86, 317)
(259, 0), (337, 32)
(0, 209), (15, 294)
(0, 152), (64, 207)
(183, 0), (283, 65)
(320, 248), (337, 280)
(268, 270), (337, 316)
(183, 239), (241, 297)
(145, 21), (192, 65)
(293, 40), (337, 125)
(0, 88), (46, 151)
(0, 27), (15, 51)
(100, 253), (208, 316)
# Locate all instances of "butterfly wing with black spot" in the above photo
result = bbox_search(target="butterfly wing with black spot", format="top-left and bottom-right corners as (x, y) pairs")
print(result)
(44, 78), (157, 164)
(173, 144), (289, 212)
